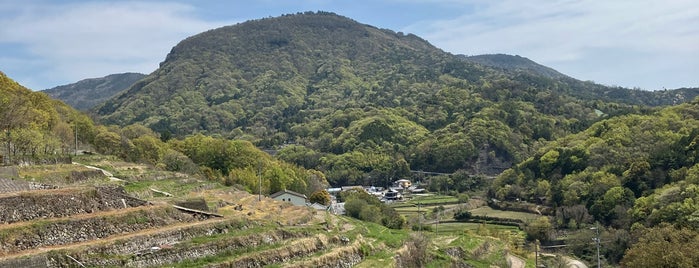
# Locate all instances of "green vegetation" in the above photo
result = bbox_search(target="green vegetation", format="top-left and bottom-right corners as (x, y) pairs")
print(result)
(94, 12), (682, 189)
(489, 98), (699, 264)
(469, 206), (542, 222)
(1, 71), (96, 163)
(621, 224), (699, 267)
(341, 189), (405, 229)
(308, 189), (331, 205)
(6, 11), (699, 267)
(410, 194), (460, 205)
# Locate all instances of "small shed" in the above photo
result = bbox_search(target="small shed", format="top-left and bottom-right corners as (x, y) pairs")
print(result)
(270, 189), (308, 206)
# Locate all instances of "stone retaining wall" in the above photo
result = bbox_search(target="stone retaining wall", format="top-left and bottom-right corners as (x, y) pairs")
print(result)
(0, 207), (198, 256)
(0, 186), (147, 224)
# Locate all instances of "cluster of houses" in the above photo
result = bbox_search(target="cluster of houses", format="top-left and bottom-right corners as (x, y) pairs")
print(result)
(269, 179), (425, 214)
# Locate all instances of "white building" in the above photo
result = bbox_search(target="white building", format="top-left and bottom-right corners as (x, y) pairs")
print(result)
(270, 190), (308, 206)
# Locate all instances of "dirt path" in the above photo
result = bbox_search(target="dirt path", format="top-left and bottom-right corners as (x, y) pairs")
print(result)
(74, 162), (126, 182)
(540, 253), (589, 268)
(565, 257), (588, 268)
(507, 253), (525, 268)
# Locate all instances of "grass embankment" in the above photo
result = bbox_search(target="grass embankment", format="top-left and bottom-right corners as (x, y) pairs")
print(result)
(17, 164), (97, 184)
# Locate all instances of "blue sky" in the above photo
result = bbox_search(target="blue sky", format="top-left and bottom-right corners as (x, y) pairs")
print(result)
(0, 0), (697, 91)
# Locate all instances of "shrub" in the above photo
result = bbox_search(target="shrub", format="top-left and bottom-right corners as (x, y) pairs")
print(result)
(457, 193), (470, 203)
(309, 190), (331, 205)
(454, 209), (472, 221)
(396, 233), (430, 267)
(411, 224), (433, 232)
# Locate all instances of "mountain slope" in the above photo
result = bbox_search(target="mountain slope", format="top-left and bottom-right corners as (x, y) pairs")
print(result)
(43, 72), (145, 111)
(97, 12), (464, 129)
(460, 54), (568, 80)
(488, 96), (699, 265)
(93, 12), (681, 185)
(460, 54), (699, 106)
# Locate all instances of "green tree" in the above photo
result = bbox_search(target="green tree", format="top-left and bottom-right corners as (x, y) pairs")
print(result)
(359, 205), (381, 223)
(131, 135), (166, 165)
(524, 217), (553, 242)
(344, 198), (367, 219)
(160, 149), (198, 173)
(590, 186), (635, 225)
(93, 127), (122, 155)
(381, 206), (406, 229)
(308, 190), (331, 205)
(622, 225), (699, 268)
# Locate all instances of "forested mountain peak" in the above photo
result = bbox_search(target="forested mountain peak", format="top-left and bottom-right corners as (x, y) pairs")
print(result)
(164, 11), (439, 66)
(96, 11), (480, 135)
(43, 72), (146, 111)
(93, 11), (691, 186)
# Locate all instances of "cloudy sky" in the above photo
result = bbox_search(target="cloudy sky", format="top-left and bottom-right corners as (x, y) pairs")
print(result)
(0, 0), (697, 91)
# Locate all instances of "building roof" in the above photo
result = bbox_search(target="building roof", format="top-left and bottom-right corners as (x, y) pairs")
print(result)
(308, 202), (328, 210)
(270, 189), (307, 199)
(341, 185), (364, 191)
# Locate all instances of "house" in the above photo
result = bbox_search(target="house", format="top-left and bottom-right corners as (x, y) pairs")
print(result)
(270, 189), (307, 206)
(394, 179), (412, 189)
(383, 189), (402, 201)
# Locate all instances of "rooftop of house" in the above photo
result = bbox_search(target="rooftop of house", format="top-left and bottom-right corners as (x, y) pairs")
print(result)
(269, 189), (307, 199)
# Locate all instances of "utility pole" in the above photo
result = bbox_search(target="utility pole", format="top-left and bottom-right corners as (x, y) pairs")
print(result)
(3, 130), (8, 165)
(535, 239), (539, 268)
(417, 202), (421, 234)
(435, 209), (439, 234)
(591, 224), (601, 268)
(258, 159), (262, 201)
(75, 124), (78, 156)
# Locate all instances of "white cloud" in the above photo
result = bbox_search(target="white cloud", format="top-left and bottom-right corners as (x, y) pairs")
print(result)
(0, 1), (234, 89)
(404, 0), (699, 89)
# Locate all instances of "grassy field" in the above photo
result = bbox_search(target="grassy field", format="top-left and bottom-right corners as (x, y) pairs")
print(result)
(409, 194), (459, 204)
(435, 221), (521, 233)
(18, 164), (95, 184)
(469, 206), (543, 222)
(392, 203), (460, 217)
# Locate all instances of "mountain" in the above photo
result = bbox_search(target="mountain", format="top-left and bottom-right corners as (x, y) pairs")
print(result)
(43, 72), (145, 111)
(460, 54), (568, 80)
(93, 11), (691, 186)
(460, 54), (699, 106)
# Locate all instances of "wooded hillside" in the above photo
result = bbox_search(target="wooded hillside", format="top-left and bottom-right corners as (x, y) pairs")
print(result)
(94, 12), (665, 186)
(0, 71), (95, 161)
